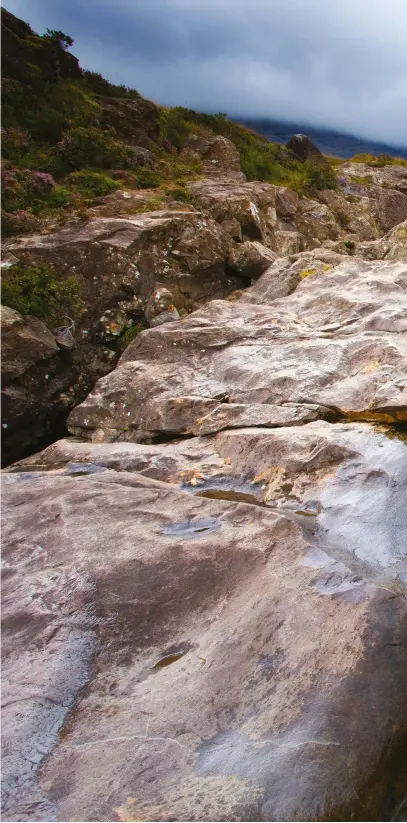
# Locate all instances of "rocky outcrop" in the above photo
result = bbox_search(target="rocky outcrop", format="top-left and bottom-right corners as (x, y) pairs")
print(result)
(286, 133), (329, 165)
(4, 211), (240, 325)
(337, 162), (407, 233)
(0, 304), (116, 467)
(227, 240), (278, 278)
(1, 305), (58, 380)
(3, 150), (407, 466)
(182, 129), (242, 176)
(1, 211), (250, 463)
(67, 258), (407, 443)
(2, 78), (407, 819)
(2, 418), (407, 821)
(187, 177), (278, 242)
(2, 158), (407, 822)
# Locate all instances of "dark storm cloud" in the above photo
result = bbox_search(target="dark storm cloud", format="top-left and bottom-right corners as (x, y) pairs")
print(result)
(4, 0), (407, 146)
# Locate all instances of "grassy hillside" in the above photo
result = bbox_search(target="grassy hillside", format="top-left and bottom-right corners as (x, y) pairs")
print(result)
(1, 7), (340, 238)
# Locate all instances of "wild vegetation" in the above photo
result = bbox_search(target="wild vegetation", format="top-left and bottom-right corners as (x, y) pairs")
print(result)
(159, 106), (338, 192)
(1, 7), (340, 243)
(2, 262), (83, 328)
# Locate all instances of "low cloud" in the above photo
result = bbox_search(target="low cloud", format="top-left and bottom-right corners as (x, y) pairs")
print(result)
(4, 0), (407, 146)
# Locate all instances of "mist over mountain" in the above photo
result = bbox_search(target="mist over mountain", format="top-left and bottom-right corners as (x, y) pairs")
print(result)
(240, 119), (407, 160)
(3, 0), (407, 149)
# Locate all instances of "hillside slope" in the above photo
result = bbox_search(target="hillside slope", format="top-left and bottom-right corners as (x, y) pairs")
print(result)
(1, 6), (407, 468)
(1, 7), (339, 239)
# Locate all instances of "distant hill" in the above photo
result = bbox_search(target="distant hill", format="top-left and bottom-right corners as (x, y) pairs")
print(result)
(239, 119), (407, 161)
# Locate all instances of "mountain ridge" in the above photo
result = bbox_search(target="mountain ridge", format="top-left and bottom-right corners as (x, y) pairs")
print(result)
(239, 117), (407, 160)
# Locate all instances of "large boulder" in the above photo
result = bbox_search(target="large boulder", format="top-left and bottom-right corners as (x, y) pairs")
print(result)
(1, 305), (58, 381)
(386, 219), (407, 259)
(294, 200), (340, 246)
(182, 129), (242, 175)
(4, 211), (239, 326)
(227, 240), (278, 279)
(187, 177), (278, 242)
(286, 133), (329, 166)
(375, 188), (407, 232)
(2, 420), (407, 821)
(68, 259), (407, 443)
(316, 189), (379, 241)
(355, 220), (407, 261)
(337, 162), (407, 232)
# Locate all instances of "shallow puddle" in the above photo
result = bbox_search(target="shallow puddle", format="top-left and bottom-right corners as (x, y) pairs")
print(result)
(164, 517), (221, 538)
(152, 651), (186, 669)
(196, 489), (264, 506)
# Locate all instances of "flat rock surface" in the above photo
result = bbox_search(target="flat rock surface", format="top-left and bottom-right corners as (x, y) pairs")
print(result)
(2, 421), (407, 821)
(68, 259), (407, 442)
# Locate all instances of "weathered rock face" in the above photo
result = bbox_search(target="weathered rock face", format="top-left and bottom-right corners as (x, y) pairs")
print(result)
(4, 211), (240, 327)
(0, 304), (116, 467)
(182, 129), (242, 175)
(187, 177), (278, 242)
(337, 162), (407, 232)
(3, 151), (406, 467)
(1, 211), (251, 463)
(227, 240), (278, 278)
(67, 258), (407, 443)
(286, 133), (329, 165)
(1, 305), (58, 380)
(339, 160), (407, 195)
(2, 419), (407, 821)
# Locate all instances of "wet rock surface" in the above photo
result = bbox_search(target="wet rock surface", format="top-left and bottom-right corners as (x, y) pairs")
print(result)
(2, 149), (407, 821)
(2, 421), (407, 821)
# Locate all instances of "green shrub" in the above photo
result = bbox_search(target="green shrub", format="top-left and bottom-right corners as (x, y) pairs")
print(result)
(83, 70), (140, 99)
(159, 107), (196, 150)
(67, 170), (119, 197)
(350, 153), (407, 169)
(304, 161), (338, 190)
(57, 127), (135, 171)
(2, 263), (83, 327)
(166, 185), (191, 202)
(1, 167), (73, 212)
(134, 167), (162, 188)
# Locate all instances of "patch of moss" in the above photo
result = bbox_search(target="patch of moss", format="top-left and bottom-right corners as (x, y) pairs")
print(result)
(378, 425), (407, 445)
(350, 175), (373, 185)
(1, 262), (83, 328)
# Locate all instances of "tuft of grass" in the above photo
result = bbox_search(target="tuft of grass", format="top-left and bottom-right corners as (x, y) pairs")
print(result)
(350, 153), (407, 168)
(119, 320), (148, 350)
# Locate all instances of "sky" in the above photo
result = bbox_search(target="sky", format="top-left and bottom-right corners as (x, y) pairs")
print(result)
(3, 0), (407, 148)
